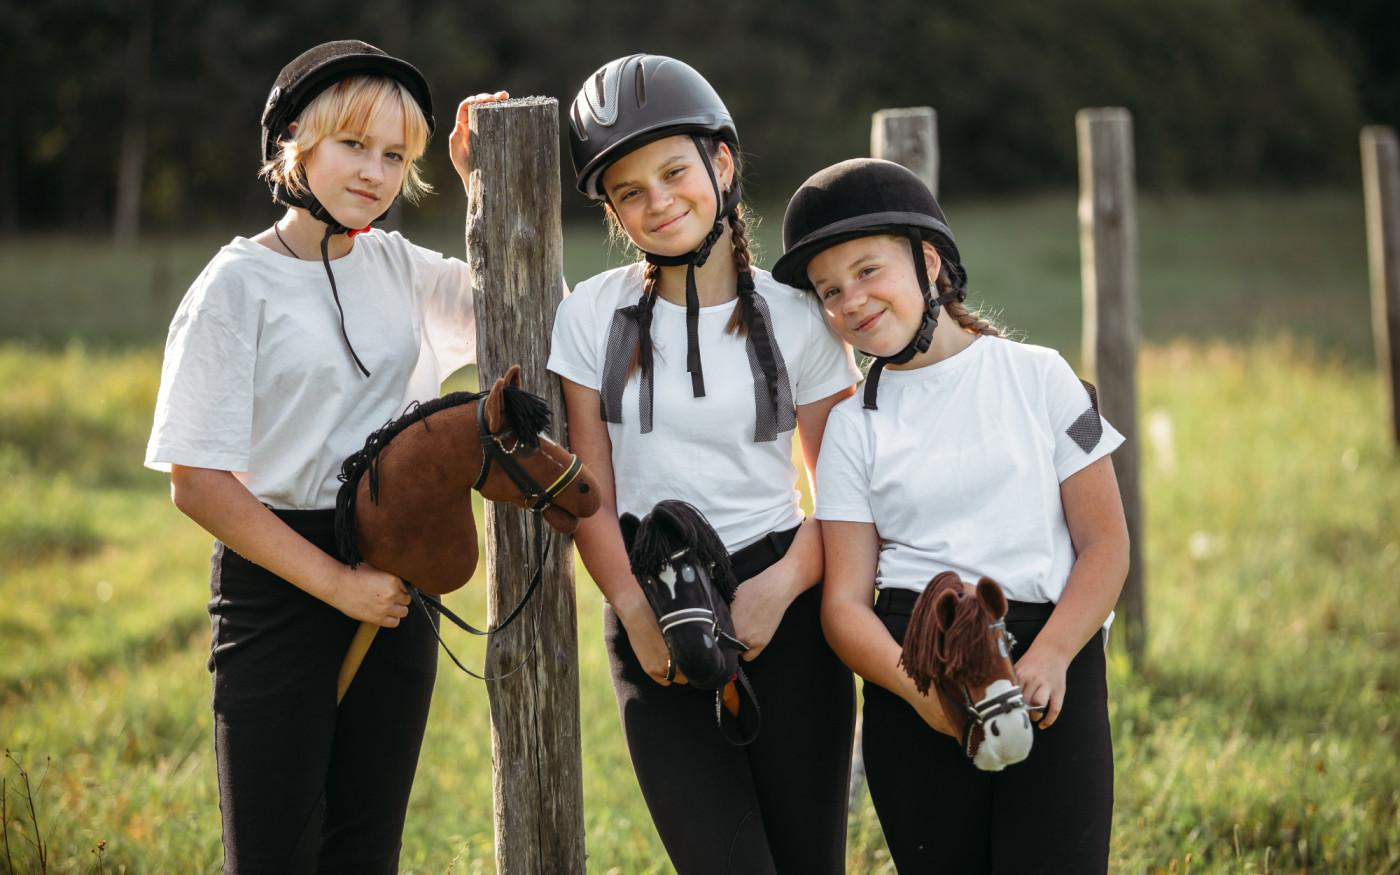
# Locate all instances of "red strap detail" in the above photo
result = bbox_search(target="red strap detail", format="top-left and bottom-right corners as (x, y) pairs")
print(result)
(347, 225), (372, 238)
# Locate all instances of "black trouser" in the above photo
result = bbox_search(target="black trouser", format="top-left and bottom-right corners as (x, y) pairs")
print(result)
(862, 589), (1113, 874)
(208, 509), (437, 875)
(604, 526), (857, 875)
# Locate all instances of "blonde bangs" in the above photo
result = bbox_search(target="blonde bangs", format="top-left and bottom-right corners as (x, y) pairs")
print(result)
(261, 74), (433, 204)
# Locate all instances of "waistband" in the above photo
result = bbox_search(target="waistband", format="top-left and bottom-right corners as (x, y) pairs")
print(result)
(874, 586), (1056, 622)
(729, 525), (800, 581)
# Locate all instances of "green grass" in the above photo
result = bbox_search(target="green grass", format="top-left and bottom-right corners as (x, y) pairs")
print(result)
(0, 189), (1373, 365)
(2, 191), (1396, 872)
(2, 338), (1396, 874)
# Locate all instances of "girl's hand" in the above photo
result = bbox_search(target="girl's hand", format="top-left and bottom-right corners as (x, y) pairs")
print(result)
(1014, 643), (1070, 728)
(615, 595), (687, 686)
(449, 91), (510, 189)
(899, 673), (957, 737)
(729, 565), (798, 661)
(328, 561), (413, 627)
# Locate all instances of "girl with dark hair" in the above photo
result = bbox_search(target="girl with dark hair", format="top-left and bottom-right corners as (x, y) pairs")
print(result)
(144, 39), (503, 873)
(548, 54), (861, 874)
(775, 158), (1129, 873)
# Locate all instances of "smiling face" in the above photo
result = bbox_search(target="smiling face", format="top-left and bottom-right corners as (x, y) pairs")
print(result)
(601, 134), (734, 257)
(806, 234), (941, 358)
(299, 100), (409, 230)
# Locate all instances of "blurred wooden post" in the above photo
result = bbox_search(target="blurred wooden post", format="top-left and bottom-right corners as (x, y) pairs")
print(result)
(872, 107), (939, 196)
(466, 97), (585, 874)
(853, 106), (942, 806)
(1362, 125), (1400, 448)
(1076, 108), (1145, 666)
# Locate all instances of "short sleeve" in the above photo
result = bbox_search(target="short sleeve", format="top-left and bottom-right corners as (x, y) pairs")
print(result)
(422, 256), (476, 377)
(792, 297), (861, 406)
(547, 283), (603, 390)
(1044, 354), (1124, 482)
(814, 405), (876, 523)
(145, 300), (256, 473)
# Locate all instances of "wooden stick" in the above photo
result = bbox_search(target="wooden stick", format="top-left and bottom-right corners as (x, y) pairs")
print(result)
(468, 96), (586, 874)
(1076, 107), (1146, 667)
(336, 621), (378, 705)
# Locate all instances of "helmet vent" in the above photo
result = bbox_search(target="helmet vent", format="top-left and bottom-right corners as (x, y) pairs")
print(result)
(587, 64), (621, 127)
(634, 63), (647, 108)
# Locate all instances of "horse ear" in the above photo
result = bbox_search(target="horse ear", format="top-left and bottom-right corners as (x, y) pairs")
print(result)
(976, 577), (1008, 619)
(485, 372), (508, 433)
(618, 513), (640, 553)
(505, 364), (522, 388)
(933, 588), (960, 632)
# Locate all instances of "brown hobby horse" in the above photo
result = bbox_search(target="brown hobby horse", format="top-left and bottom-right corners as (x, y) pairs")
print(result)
(899, 572), (1036, 771)
(333, 365), (601, 700)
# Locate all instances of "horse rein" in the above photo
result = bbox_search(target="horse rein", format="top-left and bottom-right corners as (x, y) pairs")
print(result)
(944, 618), (1033, 758)
(408, 396), (584, 682)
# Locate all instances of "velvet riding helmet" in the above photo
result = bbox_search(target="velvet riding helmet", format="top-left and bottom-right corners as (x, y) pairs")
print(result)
(772, 158), (968, 409)
(260, 39), (435, 377)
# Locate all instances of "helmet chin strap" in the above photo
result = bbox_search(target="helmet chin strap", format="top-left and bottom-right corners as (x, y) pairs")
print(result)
(861, 228), (962, 410)
(274, 181), (374, 378)
(641, 134), (742, 398)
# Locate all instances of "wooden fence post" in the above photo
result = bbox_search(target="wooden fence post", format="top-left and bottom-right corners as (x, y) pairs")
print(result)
(856, 106), (941, 807)
(871, 107), (939, 196)
(1362, 125), (1400, 448)
(1075, 107), (1145, 666)
(466, 96), (585, 874)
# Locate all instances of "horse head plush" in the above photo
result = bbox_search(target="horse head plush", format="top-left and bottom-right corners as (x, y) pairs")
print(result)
(336, 364), (601, 594)
(899, 572), (1035, 771)
(619, 500), (747, 692)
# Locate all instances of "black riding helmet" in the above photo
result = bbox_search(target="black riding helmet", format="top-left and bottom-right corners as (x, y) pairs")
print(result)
(773, 158), (968, 409)
(261, 39), (435, 228)
(569, 54), (737, 200)
(260, 40), (435, 378)
(568, 54), (752, 405)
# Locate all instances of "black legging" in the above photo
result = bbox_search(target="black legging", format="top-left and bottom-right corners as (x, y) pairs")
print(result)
(208, 509), (437, 875)
(604, 529), (857, 875)
(861, 591), (1113, 874)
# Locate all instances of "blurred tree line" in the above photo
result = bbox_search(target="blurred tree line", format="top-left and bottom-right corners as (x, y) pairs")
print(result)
(0, 0), (1393, 239)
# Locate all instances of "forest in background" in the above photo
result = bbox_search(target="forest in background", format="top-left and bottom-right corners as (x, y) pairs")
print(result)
(1, 0), (1396, 239)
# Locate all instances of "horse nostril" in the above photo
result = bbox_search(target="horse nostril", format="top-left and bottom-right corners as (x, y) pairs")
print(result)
(578, 482), (589, 493)
(1022, 713), (1030, 728)
(990, 722), (1000, 737)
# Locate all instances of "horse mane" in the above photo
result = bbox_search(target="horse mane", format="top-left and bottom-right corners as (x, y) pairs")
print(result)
(626, 499), (738, 602)
(333, 385), (553, 567)
(899, 572), (1000, 695)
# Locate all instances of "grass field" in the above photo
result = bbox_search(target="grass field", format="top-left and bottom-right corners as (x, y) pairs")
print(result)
(2, 190), (1397, 873)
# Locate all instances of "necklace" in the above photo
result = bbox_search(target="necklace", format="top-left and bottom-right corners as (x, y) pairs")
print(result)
(273, 224), (300, 260)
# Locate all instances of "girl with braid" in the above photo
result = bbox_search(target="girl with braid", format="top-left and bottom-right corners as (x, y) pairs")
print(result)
(773, 158), (1128, 873)
(547, 55), (861, 873)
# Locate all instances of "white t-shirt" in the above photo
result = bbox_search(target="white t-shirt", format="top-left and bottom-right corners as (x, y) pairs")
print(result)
(815, 335), (1123, 606)
(548, 263), (860, 551)
(145, 231), (476, 509)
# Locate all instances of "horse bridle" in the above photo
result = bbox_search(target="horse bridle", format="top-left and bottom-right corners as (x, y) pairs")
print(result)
(647, 548), (748, 654)
(943, 617), (1032, 758)
(405, 397), (584, 682)
(473, 399), (584, 513)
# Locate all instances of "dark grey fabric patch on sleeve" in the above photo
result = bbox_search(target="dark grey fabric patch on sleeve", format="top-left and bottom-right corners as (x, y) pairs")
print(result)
(1067, 379), (1103, 453)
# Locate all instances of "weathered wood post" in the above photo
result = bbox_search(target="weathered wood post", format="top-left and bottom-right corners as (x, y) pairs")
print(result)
(852, 106), (941, 807)
(466, 96), (586, 874)
(1361, 125), (1400, 448)
(1075, 107), (1145, 666)
(872, 107), (939, 196)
